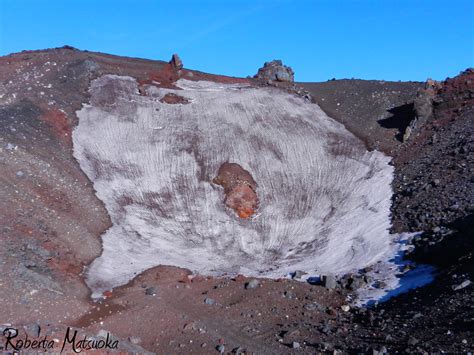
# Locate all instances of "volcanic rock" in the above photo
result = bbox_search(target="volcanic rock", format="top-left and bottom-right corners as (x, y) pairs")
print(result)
(254, 60), (294, 83)
(403, 79), (440, 141)
(322, 274), (337, 289)
(204, 297), (215, 305)
(159, 92), (190, 104)
(245, 279), (260, 289)
(169, 53), (183, 70)
(392, 69), (474, 232)
(213, 162), (259, 218)
(292, 270), (307, 279)
(452, 279), (471, 291)
(145, 287), (157, 295)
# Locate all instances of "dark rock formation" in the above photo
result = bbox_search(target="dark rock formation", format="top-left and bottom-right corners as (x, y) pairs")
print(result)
(169, 53), (183, 70)
(254, 60), (294, 83)
(392, 69), (474, 233)
(403, 79), (440, 141)
(403, 69), (473, 142)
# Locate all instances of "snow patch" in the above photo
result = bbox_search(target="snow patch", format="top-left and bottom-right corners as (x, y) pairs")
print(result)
(355, 234), (435, 306)
(73, 76), (400, 298)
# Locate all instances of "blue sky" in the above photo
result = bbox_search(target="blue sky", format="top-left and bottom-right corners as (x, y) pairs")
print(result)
(0, 0), (472, 82)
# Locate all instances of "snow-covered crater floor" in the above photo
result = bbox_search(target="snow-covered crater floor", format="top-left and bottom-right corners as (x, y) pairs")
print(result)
(73, 75), (423, 300)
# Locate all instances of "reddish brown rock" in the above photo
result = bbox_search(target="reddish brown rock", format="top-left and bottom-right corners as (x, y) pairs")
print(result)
(160, 93), (190, 104)
(226, 184), (257, 218)
(213, 162), (258, 218)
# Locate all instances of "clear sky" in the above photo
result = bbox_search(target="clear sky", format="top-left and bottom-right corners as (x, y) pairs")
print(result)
(0, 0), (472, 82)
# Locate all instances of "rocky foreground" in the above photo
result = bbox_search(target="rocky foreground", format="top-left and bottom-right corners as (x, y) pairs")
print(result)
(0, 47), (472, 353)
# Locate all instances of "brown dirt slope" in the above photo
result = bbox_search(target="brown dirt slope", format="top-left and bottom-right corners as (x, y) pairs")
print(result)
(300, 79), (423, 153)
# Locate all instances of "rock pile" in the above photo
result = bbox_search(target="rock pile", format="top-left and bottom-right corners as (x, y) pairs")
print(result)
(403, 68), (474, 142)
(253, 60), (313, 101)
(392, 68), (473, 233)
(254, 60), (294, 84)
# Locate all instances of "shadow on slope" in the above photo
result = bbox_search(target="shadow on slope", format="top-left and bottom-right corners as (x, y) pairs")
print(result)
(377, 103), (416, 142)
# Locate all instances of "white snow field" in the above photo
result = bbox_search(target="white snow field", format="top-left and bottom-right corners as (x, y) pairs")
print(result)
(73, 75), (399, 298)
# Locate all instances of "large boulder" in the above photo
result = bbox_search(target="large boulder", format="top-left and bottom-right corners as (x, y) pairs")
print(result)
(213, 162), (259, 219)
(254, 60), (294, 83)
(403, 80), (439, 142)
(169, 53), (183, 70)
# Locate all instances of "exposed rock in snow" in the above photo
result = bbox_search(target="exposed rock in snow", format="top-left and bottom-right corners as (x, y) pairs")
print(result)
(73, 75), (396, 298)
(213, 162), (259, 218)
(160, 92), (190, 104)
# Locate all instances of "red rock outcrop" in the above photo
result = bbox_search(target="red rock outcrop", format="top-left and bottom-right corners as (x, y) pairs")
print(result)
(213, 162), (258, 218)
(159, 93), (190, 104)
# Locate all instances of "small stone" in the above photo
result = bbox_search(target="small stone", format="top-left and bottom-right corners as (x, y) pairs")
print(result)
(341, 305), (350, 312)
(216, 344), (225, 353)
(24, 323), (41, 337)
(3, 328), (17, 337)
(348, 276), (365, 290)
(321, 342), (333, 350)
(245, 279), (260, 289)
(234, 274), (246, 282)
(292, 341), (300, 349)
(453, 280), (471, 291)
(145, 287), (157, 295)
(408, 336), (419, 345)
(204, 297), (215, 305)
(232, 346), (246, 354)
(97, 329), (110, 339)
(413, 312), (423, 319)
(292, 270), (306, 279)
(16, 171), (24, 177)
(129, 336), (141, 344)
(363, 275), (373, 283)
(322, 274), (337, 289)
(373, 280), (387, 289)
